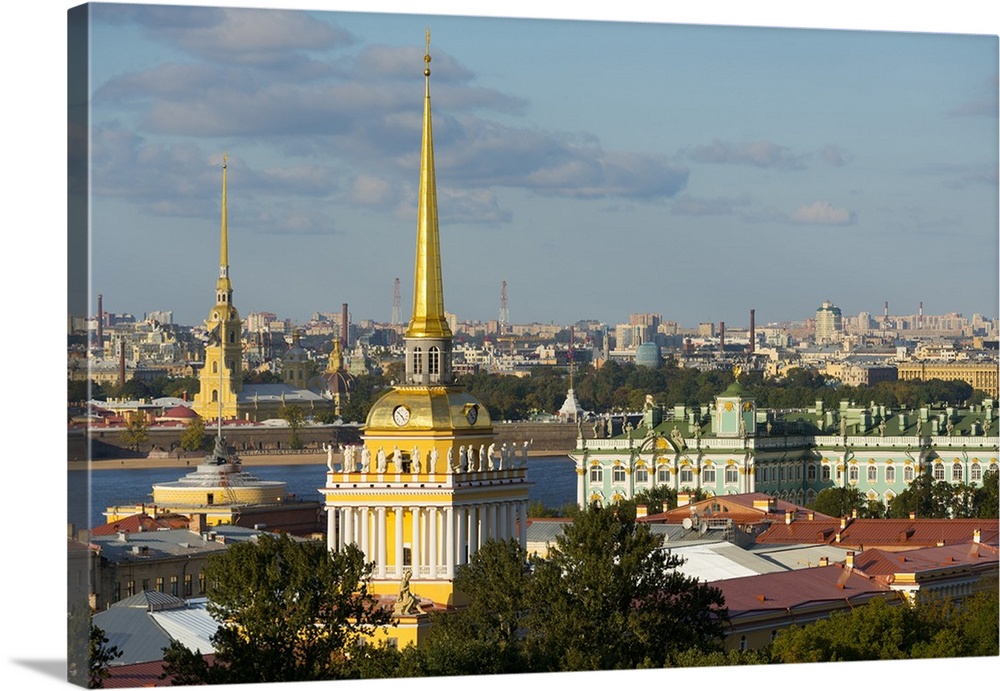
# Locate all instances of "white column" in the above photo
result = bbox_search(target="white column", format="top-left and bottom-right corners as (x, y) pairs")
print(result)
(456, 506), (467, 565)
(428, 506), (438, 579)
(576, 464), (585, 505)
(468, 506), (479, 558)
(360, 508), (370, 561)
(488, 503), (498, 543)
(377, 507), (387, 579)
(445, 506), (455, 578)
(518, 500), (528, 552)
(344, 507), (354, 548)
(326, 508), (336, 551)
(411, 507), (421, 571)
(394, 507), (404, 579)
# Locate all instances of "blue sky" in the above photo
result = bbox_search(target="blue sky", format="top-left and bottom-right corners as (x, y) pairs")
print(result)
(79, 3), (998, 331)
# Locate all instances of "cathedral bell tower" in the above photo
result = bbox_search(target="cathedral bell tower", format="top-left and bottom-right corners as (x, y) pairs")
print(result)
(192, 155), (243, 422)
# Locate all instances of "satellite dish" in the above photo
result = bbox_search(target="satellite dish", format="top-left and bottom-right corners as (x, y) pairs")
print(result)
(699, 522), (708, 535)
(682, 517), (693, 530)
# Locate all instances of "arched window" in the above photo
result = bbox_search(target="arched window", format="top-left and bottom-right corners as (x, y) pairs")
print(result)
(428, 346), (440, 375)
(933, 463), (945, 481)
(657, 466), (670, 483)
(807, 464), (817, 482)
(703, 465), (716, 484)
(952, 463), (963, 482)
(904, 465), (914, 482)
(634, 467), (649, 484)
(821, 465), (831, 482)
(970, 463), (982, 482)
(589, 465), (603, 483)
(885, 465), (896, 483)
(867, 465), (878, 483)
(849, 465), (859, 483)
(680, 467), (693, 484)
(725, 466), (739, 485)
(612, 465), (626, 484)
(412, 347), (423, 374)
(211, 389), (218, 402)
(212, 361), (218, 374)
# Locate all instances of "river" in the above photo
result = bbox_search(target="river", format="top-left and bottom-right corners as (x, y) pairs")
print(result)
(69, 456), (577, 529)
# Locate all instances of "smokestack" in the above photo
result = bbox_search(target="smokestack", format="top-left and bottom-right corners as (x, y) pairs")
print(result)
(719, 322), (725, 353)
(845, 551), (855, 569)
(118, 338), (126, 387)
(97, 294), (104, 350)
(919, 301), (923, 329)
(341, 303), (349, 349)
(748, 309), (755, 354)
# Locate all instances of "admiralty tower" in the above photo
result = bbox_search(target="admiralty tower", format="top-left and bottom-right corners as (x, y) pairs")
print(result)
(321, 34), (532, 620)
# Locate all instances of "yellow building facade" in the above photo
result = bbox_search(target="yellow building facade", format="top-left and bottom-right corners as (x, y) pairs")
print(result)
(898, 360), (999, 398)
(321, 39), (531, 645)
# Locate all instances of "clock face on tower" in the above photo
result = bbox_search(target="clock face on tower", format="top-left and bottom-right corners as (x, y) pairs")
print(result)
(466, 405), (478, 425)
(393, 405), (411, 426)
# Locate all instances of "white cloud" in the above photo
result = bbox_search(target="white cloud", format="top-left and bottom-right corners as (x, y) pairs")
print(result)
(790, 201), (857, 226)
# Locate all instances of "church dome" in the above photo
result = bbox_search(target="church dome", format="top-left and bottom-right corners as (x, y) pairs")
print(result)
(635, 341), (662, 368)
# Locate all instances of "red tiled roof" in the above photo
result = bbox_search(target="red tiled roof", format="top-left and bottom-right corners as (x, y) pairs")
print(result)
(853, 542), (999, 577)
(756, 518), (998, 550)
(90, 513), (191, 536)
(159, 405), (199, 419)
(104, 655), (216, 688)
(640, 492), (834, 525)
(714, 563), (891, 617)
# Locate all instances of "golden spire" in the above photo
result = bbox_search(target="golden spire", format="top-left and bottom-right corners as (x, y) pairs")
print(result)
(217, 153), (233, 296)
(406, 30), (452, 339)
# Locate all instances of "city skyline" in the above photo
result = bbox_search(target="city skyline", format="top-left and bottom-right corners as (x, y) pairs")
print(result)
(81, 2), (998, 331)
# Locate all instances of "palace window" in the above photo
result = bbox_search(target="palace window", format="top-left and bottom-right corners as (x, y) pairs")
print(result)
(886, 465), (896, 483)
(612, 465), (626, 484)
(635, 467), (649, 484)
(429, 346), (440, 375)
(821, 465), (831, 482)
(589, 466), (603, 483)
(703, 466), (716, 484)
(807, 464), (817, 482)
(849, 465), (859, 483)
(933, 464), (945, 481)
(413, 347), (423, 374)
(971, 463), (982, 482)
(657, 466), (670, 483)
(904, 466), (914, 483)
(725, 466), (739, 485)
(680, 468), (693, 484)
(952, 463), (963, 482)
(867, 465), (878, 483)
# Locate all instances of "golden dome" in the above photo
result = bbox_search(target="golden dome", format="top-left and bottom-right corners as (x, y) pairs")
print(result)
(365, 386), (492, 433)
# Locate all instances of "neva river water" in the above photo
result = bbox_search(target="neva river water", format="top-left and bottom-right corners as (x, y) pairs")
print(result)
(69, 456), (577, 529)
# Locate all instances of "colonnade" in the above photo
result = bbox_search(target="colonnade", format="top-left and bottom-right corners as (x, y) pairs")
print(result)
(327, 499), (529, 580)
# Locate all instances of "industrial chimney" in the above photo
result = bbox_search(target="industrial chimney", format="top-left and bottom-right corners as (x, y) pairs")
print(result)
(719, 321), (725, 353)
(341, 303), (349, 349)
(748, 309), (755, 354)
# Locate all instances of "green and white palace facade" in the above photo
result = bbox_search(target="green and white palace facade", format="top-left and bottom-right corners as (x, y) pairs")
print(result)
(571, 380), (999, 509)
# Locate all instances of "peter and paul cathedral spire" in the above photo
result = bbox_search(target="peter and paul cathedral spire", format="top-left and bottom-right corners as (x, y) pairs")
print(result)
(192, 154), (243, 422)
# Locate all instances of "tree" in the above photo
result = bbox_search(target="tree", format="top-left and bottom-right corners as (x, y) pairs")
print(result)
(973, 468), (999, 518)
(523, 506), (728, 671)
(88, 623), (123, 688)
(161, 534), (391, 684)
(119, 414), (148, 452)
(810, 486), (868, 518)
(279, 404), (306, 449)
(179, 415), (208, 452)
(887, 472), (956, 518)
(407, 539), (533, 677)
